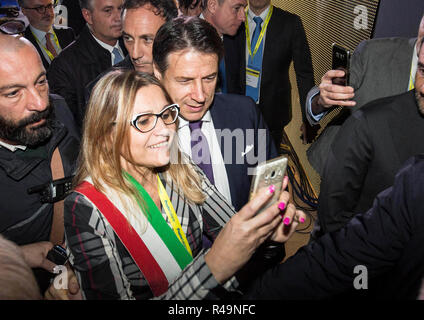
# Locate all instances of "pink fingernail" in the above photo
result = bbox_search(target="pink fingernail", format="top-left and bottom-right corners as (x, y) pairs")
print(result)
(278, 202), (286, 211)
(268, 185), (275, 194)
(283, 217), (291, 225)
(300, 217), (305, 223)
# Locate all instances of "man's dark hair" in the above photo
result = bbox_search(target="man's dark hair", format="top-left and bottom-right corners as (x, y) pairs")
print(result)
(178, 0), (199, 11)
(153, 16), (223, 74)
(122, 0), (178, 21)
(78, 0), (93, 10)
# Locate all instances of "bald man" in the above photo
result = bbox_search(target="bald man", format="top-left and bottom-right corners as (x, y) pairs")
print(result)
(0, 34), (80, 297)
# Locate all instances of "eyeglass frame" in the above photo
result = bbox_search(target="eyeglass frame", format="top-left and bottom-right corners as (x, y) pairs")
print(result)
(23, 3), (55, 14)
(130, 104), (180, 133)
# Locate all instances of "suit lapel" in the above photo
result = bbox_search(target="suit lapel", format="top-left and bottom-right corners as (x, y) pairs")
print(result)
(209, 95), (242, 201)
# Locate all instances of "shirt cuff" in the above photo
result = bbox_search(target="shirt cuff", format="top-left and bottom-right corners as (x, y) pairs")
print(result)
(306, 86), (326, 124)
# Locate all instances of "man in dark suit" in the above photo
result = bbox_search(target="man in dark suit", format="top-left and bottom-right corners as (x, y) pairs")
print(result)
(153, 17), (282, 280)
(305, 14), (424, 175)
(153, 16), (277, 212)
(48, 0), (126, 132)
(315, 37), (424, 236)
(224, 0), (315, 148)
(19, 0), (75, 70)
(244, 154), (424, 300)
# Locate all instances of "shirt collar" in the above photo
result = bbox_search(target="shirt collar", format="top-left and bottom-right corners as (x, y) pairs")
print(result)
(248, 5), (271, 22)
(90, 32), (119, 53)
(178, 110), (212, 129)
(0, 140), (27, 152)
(29, 25), (54, 40)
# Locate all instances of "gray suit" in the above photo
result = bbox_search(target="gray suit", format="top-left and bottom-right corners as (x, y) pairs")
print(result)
(306, 37), (416, 175)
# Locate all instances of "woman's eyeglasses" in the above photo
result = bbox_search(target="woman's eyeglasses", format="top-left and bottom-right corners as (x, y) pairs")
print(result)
(130, 104), (180, 133)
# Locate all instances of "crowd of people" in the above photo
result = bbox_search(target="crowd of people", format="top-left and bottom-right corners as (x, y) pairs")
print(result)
(0, 0), (424, 300)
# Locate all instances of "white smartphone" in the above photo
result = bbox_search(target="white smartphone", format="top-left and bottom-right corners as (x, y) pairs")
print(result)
(249, 156), (288, 214)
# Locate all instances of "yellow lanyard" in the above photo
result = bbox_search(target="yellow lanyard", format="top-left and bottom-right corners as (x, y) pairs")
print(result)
(157, 175), (192, 257)
(408, 63), (415, 90)
(245, 5), (273, 59)
(31, 29), (61, 61)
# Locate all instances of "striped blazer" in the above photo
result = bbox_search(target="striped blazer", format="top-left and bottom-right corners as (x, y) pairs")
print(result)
(64, 165), (239, 300)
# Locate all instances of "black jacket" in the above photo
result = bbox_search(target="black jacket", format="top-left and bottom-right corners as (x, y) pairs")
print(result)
(47, 25), (127, 131)
(245, 154), (424, 300)
(224, 7), (314, 146)
(24, 26), (75, 70)
(318, 90), (424, 234)
(0, 94), (80, 245)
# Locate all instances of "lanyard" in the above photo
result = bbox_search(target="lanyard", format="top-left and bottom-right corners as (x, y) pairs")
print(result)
(31, 29), (61, 61)
(409, 63), (415, 91)
(157, 175), (193, 257)
(245, 5), (273, 59)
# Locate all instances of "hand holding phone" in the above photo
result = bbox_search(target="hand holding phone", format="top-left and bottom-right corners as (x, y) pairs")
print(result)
(331, 43), (351, 86)
(249, 156), (288, 215)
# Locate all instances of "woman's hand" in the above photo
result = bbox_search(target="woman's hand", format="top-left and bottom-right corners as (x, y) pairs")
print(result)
(269, 176), (306, 243)
(205, 181), (293, 284)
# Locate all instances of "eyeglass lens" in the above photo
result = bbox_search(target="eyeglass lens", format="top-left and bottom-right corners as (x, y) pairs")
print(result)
(135, 106), (178, 132)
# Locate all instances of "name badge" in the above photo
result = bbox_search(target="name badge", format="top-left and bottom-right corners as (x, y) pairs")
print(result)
(246, 67), (260, 89)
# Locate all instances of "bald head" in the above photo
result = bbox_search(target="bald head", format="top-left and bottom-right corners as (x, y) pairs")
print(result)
(0, 34), (38, 56)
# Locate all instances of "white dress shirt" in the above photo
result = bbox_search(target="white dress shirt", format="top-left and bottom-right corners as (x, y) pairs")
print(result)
(178, 111), (232, 204)
(91, 32), (124, 66)
(0, 140), (27, 152)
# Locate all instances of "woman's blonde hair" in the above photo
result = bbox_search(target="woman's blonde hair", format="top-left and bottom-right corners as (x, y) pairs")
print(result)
(75, 70), (205, 227)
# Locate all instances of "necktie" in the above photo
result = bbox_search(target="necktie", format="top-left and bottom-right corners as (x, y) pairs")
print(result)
(45, 32), (58, 58)
(218, 58), (227, 93)
(112, 47), (124, 65)
(189, 121), (215, 185)
(246, 16), (264, 102)
(251, 16), (263, 52)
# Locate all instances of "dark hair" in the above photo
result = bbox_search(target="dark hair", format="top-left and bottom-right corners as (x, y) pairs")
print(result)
(153, 16), (223, 75)
(122, 0), (178, 21)
(78, 0), (93, 10)
(178, 0), (200, 11)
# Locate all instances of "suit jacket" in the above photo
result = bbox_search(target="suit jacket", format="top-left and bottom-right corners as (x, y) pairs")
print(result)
(318, 90), (424, 234)
(47, 25), (127, 132)
(307, 37), (416, 175)
(244, 154), (424, 300)
(207, 93), (278, 212)
(24, 26), (75, 70)
(224, 6), (315, 146)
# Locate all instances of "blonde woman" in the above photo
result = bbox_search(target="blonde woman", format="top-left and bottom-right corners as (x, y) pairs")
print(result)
(64, 70), (304, 300)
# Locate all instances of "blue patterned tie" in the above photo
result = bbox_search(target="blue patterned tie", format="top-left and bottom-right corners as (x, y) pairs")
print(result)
(189, 121), (215, 185)
(246, 16), (264, 102)
(112, 47), (123, 65)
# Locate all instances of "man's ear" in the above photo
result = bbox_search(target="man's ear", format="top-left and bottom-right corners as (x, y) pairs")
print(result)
(207, 0), (218, 14)
(153, 63), (162, 80)
(81, 8), (93, 25)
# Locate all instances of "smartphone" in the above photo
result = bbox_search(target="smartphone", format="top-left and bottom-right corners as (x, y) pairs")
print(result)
(46, 245), (68, 265)
(249, 156), (288, 215)
(332, 43), (351, 86)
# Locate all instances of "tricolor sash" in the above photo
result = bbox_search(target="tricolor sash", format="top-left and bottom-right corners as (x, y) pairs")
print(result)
(75, 175), (193, 297)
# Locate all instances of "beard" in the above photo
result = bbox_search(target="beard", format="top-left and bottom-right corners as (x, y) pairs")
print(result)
(0, 103), (55, 147)
(416, 90), (424, 116)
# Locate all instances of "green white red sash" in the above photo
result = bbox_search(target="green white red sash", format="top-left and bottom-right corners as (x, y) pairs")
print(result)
(74, 175), (193, 297)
